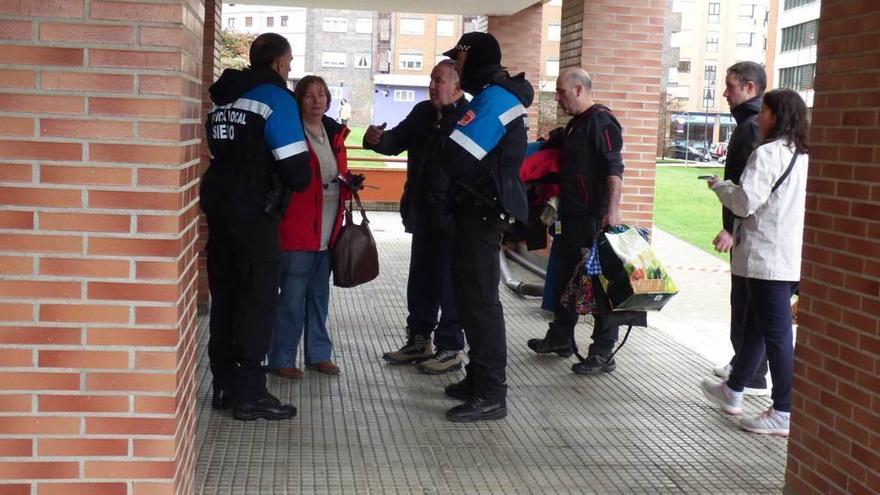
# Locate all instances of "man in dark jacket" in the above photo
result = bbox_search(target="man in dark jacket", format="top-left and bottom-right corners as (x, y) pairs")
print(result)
(366, 60), (468, 375)
(525, 67), (627, 375)
(439, 32), (533, 422)
(202, 33), (311, 421)
(711, 61), (770, 396)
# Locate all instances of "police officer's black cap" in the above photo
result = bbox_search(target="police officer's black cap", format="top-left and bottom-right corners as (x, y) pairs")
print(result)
(442, 31), (501, 65)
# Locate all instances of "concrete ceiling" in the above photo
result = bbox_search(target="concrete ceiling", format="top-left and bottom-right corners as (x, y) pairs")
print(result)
(230, 0), (542, 16)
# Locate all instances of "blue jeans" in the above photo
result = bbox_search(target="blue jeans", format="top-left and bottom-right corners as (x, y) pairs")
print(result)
(269, 250), (333, 368)
(727, 278), (796, 412)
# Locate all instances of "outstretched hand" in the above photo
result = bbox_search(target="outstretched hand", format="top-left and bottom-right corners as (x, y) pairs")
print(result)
(364, 123), (387, 146)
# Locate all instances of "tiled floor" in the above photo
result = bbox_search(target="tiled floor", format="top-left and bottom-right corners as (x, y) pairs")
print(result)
(194, 212), (788, 494)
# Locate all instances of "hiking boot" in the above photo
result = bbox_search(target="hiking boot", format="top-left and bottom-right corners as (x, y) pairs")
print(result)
(700, 378), (743, 415)
(444, 379), (474, 401)
(526, 338), (574, 358)
(741, 407), (790, 436)
(211, 389), (234, 410)
(417, 350), (463, 375)
(382, 334), (433, 364)
(571, 354), (616, 375)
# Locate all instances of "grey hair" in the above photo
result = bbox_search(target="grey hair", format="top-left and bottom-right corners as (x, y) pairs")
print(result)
(567, 68), (592, 92)
(435, 58), (460, 82)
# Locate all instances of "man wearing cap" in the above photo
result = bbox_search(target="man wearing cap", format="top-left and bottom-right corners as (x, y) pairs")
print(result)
(438, 32), (533, 422)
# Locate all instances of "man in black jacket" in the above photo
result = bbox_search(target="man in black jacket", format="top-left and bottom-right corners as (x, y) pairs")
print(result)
(202, 33), (311, 420)
(366, 60), (467, 375)
(526, 67), (627, 375)
(711, 61), (770, 396)
(439, 32), (533, 422)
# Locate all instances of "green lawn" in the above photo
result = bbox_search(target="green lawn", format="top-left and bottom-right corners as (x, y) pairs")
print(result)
(344, 126), (407, 167)
(653, 165), (726, 259)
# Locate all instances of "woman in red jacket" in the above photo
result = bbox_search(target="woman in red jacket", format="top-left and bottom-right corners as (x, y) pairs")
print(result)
(269, 75), (352, 378)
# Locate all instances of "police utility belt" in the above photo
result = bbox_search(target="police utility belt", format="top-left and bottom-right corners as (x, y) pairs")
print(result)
(454, 181), (515, 224)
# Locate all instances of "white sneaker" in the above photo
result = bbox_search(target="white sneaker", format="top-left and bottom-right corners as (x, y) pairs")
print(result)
(741, 407), (790, 436)
(743, 386), (771, 397)
(713, 363), (732, 379)
(700, 378), (743, 415)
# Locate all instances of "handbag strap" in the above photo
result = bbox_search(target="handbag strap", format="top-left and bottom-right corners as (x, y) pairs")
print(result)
(771, 151), (799, 194)
(351, 191), (369, 224)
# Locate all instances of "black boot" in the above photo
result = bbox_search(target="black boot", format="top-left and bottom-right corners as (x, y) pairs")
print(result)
(444, 378), (475, 401)
(526, 338), (575, 357)
(446, 397), (507, 422)
(233, 393), (297, 421)
(211, 388), (234, 410)
(571, 354), (616, 375)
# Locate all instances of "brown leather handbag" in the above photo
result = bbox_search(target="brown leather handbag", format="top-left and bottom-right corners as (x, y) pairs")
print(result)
(332, 192), (379, 288)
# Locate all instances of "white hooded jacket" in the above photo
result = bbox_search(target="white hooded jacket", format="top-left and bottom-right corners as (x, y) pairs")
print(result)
(711, 139), (808, 281)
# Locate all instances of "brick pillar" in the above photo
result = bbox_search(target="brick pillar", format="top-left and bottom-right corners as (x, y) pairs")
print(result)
(785, 1), (880, 494)
(0, 1), (202, 494)
(488, 2), (543, 141)
(199, 0), (221, 313)
(558, 0), (665, 228)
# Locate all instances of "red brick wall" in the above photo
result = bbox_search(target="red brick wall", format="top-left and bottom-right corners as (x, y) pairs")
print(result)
(558, 0), (664, 228)
(0, 1), (203, 493)
(488, 2), (543, 141)
(785, 1), (880, 493)
(198, 0), (221, 312)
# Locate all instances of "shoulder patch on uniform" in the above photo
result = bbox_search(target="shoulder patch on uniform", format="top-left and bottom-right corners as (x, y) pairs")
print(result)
(458, 110), (476, 127)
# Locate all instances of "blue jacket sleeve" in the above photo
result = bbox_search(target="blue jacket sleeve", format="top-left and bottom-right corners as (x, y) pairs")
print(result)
(265, 93), (310, 192)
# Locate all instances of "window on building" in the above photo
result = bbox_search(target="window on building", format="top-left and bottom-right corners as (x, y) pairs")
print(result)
(779, 64), (816, 91)
(321, 52), (346, 68)
(784, 0), (817, 10)
(738, 4), (755, 19)
(548, 23), (561, 42)
(394, 89), (415, 102)
(781, 19), (819, 52)
(281, 16), (288, 27)
(706, 32), (719, 52)
(354, 53), (371, 69)
(704, 62), (716, 82)
(678, 60), (691, 73)
(356, 18), (372, 34)
(399, 53), (423, 70)
(737, 32), (753, 47)
(266, 16), (274, 27)
(323, 17), (348, 33)
(707, 3), (720, 24)
(546, 59), (559, 77)
(703, 87), (715, 108)
(329, 87), (344, 100)
(400, 17), (425, 35)
(437, 19), (455, 37)
(227, 17), (235, 28)
(244, 16), (252, 27)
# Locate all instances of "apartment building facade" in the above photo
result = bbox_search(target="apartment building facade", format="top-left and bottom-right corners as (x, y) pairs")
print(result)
(773, 0), (819, 107)
(667, 0), (771, 148)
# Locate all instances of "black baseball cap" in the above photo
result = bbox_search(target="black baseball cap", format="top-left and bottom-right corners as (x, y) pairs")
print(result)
(442, 31), (501, 66)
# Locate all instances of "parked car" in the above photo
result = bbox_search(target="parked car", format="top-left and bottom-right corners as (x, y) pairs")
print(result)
(710, 141), (729, 159)
(664, 144), (710, 162)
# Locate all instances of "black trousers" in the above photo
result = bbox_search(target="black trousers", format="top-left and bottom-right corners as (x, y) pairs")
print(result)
(451, 203), (508, 402)
(729, 274), (769, 388)
(406, 219), (464, 351)
(545, 216), (619, 356)
(206, 213), (281, 402)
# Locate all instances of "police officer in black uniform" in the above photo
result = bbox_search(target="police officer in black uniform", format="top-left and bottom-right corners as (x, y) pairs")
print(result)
(202, 33), (311, 421)
(439, 32), (533, 422)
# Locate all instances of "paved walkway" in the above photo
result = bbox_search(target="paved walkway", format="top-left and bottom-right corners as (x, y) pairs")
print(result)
(194, 212), (787, 494)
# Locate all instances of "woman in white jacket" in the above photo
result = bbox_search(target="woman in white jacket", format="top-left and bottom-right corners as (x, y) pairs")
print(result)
(700, 88), (809, 436)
